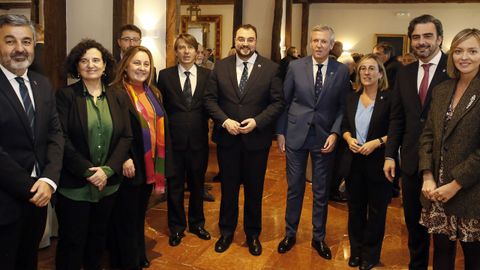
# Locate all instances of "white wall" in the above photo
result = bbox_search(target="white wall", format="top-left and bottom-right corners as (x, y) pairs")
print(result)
(66, 0), (113, 53)
(243, 0), (275, 58)
(180, 4), (233, 58)
(135, 0), (167, 70)
(308, 3), (480, 54)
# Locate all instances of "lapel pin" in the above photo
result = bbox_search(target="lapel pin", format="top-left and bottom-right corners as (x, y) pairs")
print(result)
(33, 80), (38, 86)
(380, 95), (384, 100)
(466, 95), (476, 110)
(258, 64), (261, 68)
(442, 69), (446, 73)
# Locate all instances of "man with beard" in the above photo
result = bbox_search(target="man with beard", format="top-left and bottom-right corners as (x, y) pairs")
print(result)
(204, 24), (284, 256)
(276, 25), (349, 259)
(157, 34), (212, 247)
(384, 14), (449, 270)
(0, 14), (64, 269)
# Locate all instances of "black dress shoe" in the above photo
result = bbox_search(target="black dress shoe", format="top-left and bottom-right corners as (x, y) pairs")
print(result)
(330, 192), (348, 202)
(348, 256), (361, 267)
(311, 240), (332, 260)
(139, 257), (150, 268)
(215, 235), (233, 253)
(203, 189), (215, 202)
(168, 232), (185, 246)
(247, 236), (262, 256)
(359, 260), (377, 270)
(277, 236), (296, 253)
(189, 226), (211, 240)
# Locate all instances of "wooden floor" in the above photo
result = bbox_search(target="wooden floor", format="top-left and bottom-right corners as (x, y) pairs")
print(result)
(38, 143), (465, 269)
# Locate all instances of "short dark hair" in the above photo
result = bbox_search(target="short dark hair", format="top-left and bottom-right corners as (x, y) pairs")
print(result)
(374, 42), (394, 57)
(235, 24), (257, 39)
(408, 14), (443, 40)
(118, 24), (142, 38)
(174, 33), (199, 51)
(65, 39), (116, 84)
(0, 14), (35, 41)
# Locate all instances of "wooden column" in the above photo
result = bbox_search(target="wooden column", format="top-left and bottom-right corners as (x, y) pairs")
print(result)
(300, 2), (309, 57)
(285, 0), (292, 48)
(112, 0), (134, 60)
(232, 0), (243, 44)
(271, 0), (282, 62)
(43, 0), (66, 89)
(166, 0), (180, 67)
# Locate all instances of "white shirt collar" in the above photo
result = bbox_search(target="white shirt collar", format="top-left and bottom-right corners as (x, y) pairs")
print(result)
(419, 50), (442, 66)
(312, 56), (329, 67)
(0, 64), (29, 82)
(236, 52), (257, 66)
(178, 63), (197, 76)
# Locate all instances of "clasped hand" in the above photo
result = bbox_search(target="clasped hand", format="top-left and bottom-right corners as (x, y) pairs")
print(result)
(224, 118), (256, 135)
(87, 167), (108, 191)
(422, 178), (461, 203)
(348, 138), (379, 156)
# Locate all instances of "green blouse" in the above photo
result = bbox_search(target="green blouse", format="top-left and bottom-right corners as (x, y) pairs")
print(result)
(58, 84), (119, 202)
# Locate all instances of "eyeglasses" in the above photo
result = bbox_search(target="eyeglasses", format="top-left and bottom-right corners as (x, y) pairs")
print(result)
(236, 37), (256, 44)
(120, 37), (141, 43)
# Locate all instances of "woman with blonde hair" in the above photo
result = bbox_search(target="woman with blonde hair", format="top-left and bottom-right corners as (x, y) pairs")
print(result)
(419, 28), (480, 270)
(341, 54), (399, 270)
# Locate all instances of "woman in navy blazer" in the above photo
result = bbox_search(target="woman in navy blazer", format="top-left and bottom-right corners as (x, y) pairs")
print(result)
(341, 54), (399, 270)
(55, 39), (132, 270)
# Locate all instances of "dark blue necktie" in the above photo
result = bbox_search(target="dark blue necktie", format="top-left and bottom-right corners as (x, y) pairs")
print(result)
(183, 71), (192, 106)
(315, 64), (324, 101)
(239, 62), (249, 94)
(15, 77), (35, 132)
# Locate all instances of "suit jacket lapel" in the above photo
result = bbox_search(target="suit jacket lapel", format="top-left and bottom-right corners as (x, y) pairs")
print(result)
(0, 70), (34, 141)
(444, 78), (480, 140)
(29, 74), (41, 140)
(73, 82), (89, 142)
(192, 66), (206, 105)
(366, 90), (385, 139)
(348, 92), (359, 137)
(316, 60), (336, 105)
(422, 53), (448, 114)
(240, 56), (264, 101)
(304, 57), (315, 103)
(227, 56), (241, 99)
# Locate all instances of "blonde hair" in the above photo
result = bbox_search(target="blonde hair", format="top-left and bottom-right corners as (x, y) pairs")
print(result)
(355, 53), (389, 92)
(447, 28), (480, 79)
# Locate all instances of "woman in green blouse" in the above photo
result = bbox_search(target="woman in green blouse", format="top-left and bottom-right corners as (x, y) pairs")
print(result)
(55, 39), (132, 270)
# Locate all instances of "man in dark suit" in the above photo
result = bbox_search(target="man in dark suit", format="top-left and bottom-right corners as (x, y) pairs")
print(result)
(384, 14), (449, 270)
(204, 24), (284, 256)
(0, 14), (64, 270)
(157, 33), (212, 246)
(276, 25), (350, 259)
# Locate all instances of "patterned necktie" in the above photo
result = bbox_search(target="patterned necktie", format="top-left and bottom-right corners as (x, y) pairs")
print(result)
(15, 77), (35, 132)
(239, 62), (249, 94)
(315, 64), (324, 101)
(183, 71), (192, 106)
(419, 63), (433, 106)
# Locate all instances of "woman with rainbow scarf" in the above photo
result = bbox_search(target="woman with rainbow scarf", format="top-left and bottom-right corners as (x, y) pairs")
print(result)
(108, 45), (173, 270)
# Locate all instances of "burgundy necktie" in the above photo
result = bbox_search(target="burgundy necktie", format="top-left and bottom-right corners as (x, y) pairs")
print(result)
(419, 63), (433, 106)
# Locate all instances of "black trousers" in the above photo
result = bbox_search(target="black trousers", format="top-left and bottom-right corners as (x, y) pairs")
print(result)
(55, 192), (117, 270)
(0, 201), (47, 270)
(217, 143), (270, 237)
(432, 234), (480, 270)
(167, 146), (208, 233)
(108, 182), (152, 268)
(346, 155), (392, 263)
(402, 172), (430, 270)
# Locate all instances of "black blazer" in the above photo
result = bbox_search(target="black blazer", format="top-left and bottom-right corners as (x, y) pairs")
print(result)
(386, 54), (450, 176)
(157, 65), (210, 151)
(55, 81), (132, 188)
(341, 89), (398, 181)
(116, 83), (175, 186)
(0, 69), (64, 225)
(204, 54), (285, 150)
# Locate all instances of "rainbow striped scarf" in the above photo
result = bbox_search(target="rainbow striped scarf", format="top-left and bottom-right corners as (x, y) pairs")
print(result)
(124, 82), (166, 193)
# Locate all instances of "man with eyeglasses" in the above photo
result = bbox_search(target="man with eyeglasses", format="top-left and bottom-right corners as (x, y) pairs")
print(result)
(204, 24), (284, 256)
(117, 24), (142, 61)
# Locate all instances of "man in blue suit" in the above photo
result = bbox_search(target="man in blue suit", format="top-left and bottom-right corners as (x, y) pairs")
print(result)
(276, 25), (350, 259)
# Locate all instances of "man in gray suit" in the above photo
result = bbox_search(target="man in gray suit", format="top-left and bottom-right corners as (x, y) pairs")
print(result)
(276, 25), (350, 259)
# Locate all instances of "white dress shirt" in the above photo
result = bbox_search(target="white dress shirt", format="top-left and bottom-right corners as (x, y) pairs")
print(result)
(236, 52), (258, 85)
(178, 64), (198, 95)
(312, 56), (328, 86)
(416, 50), (442, 93)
